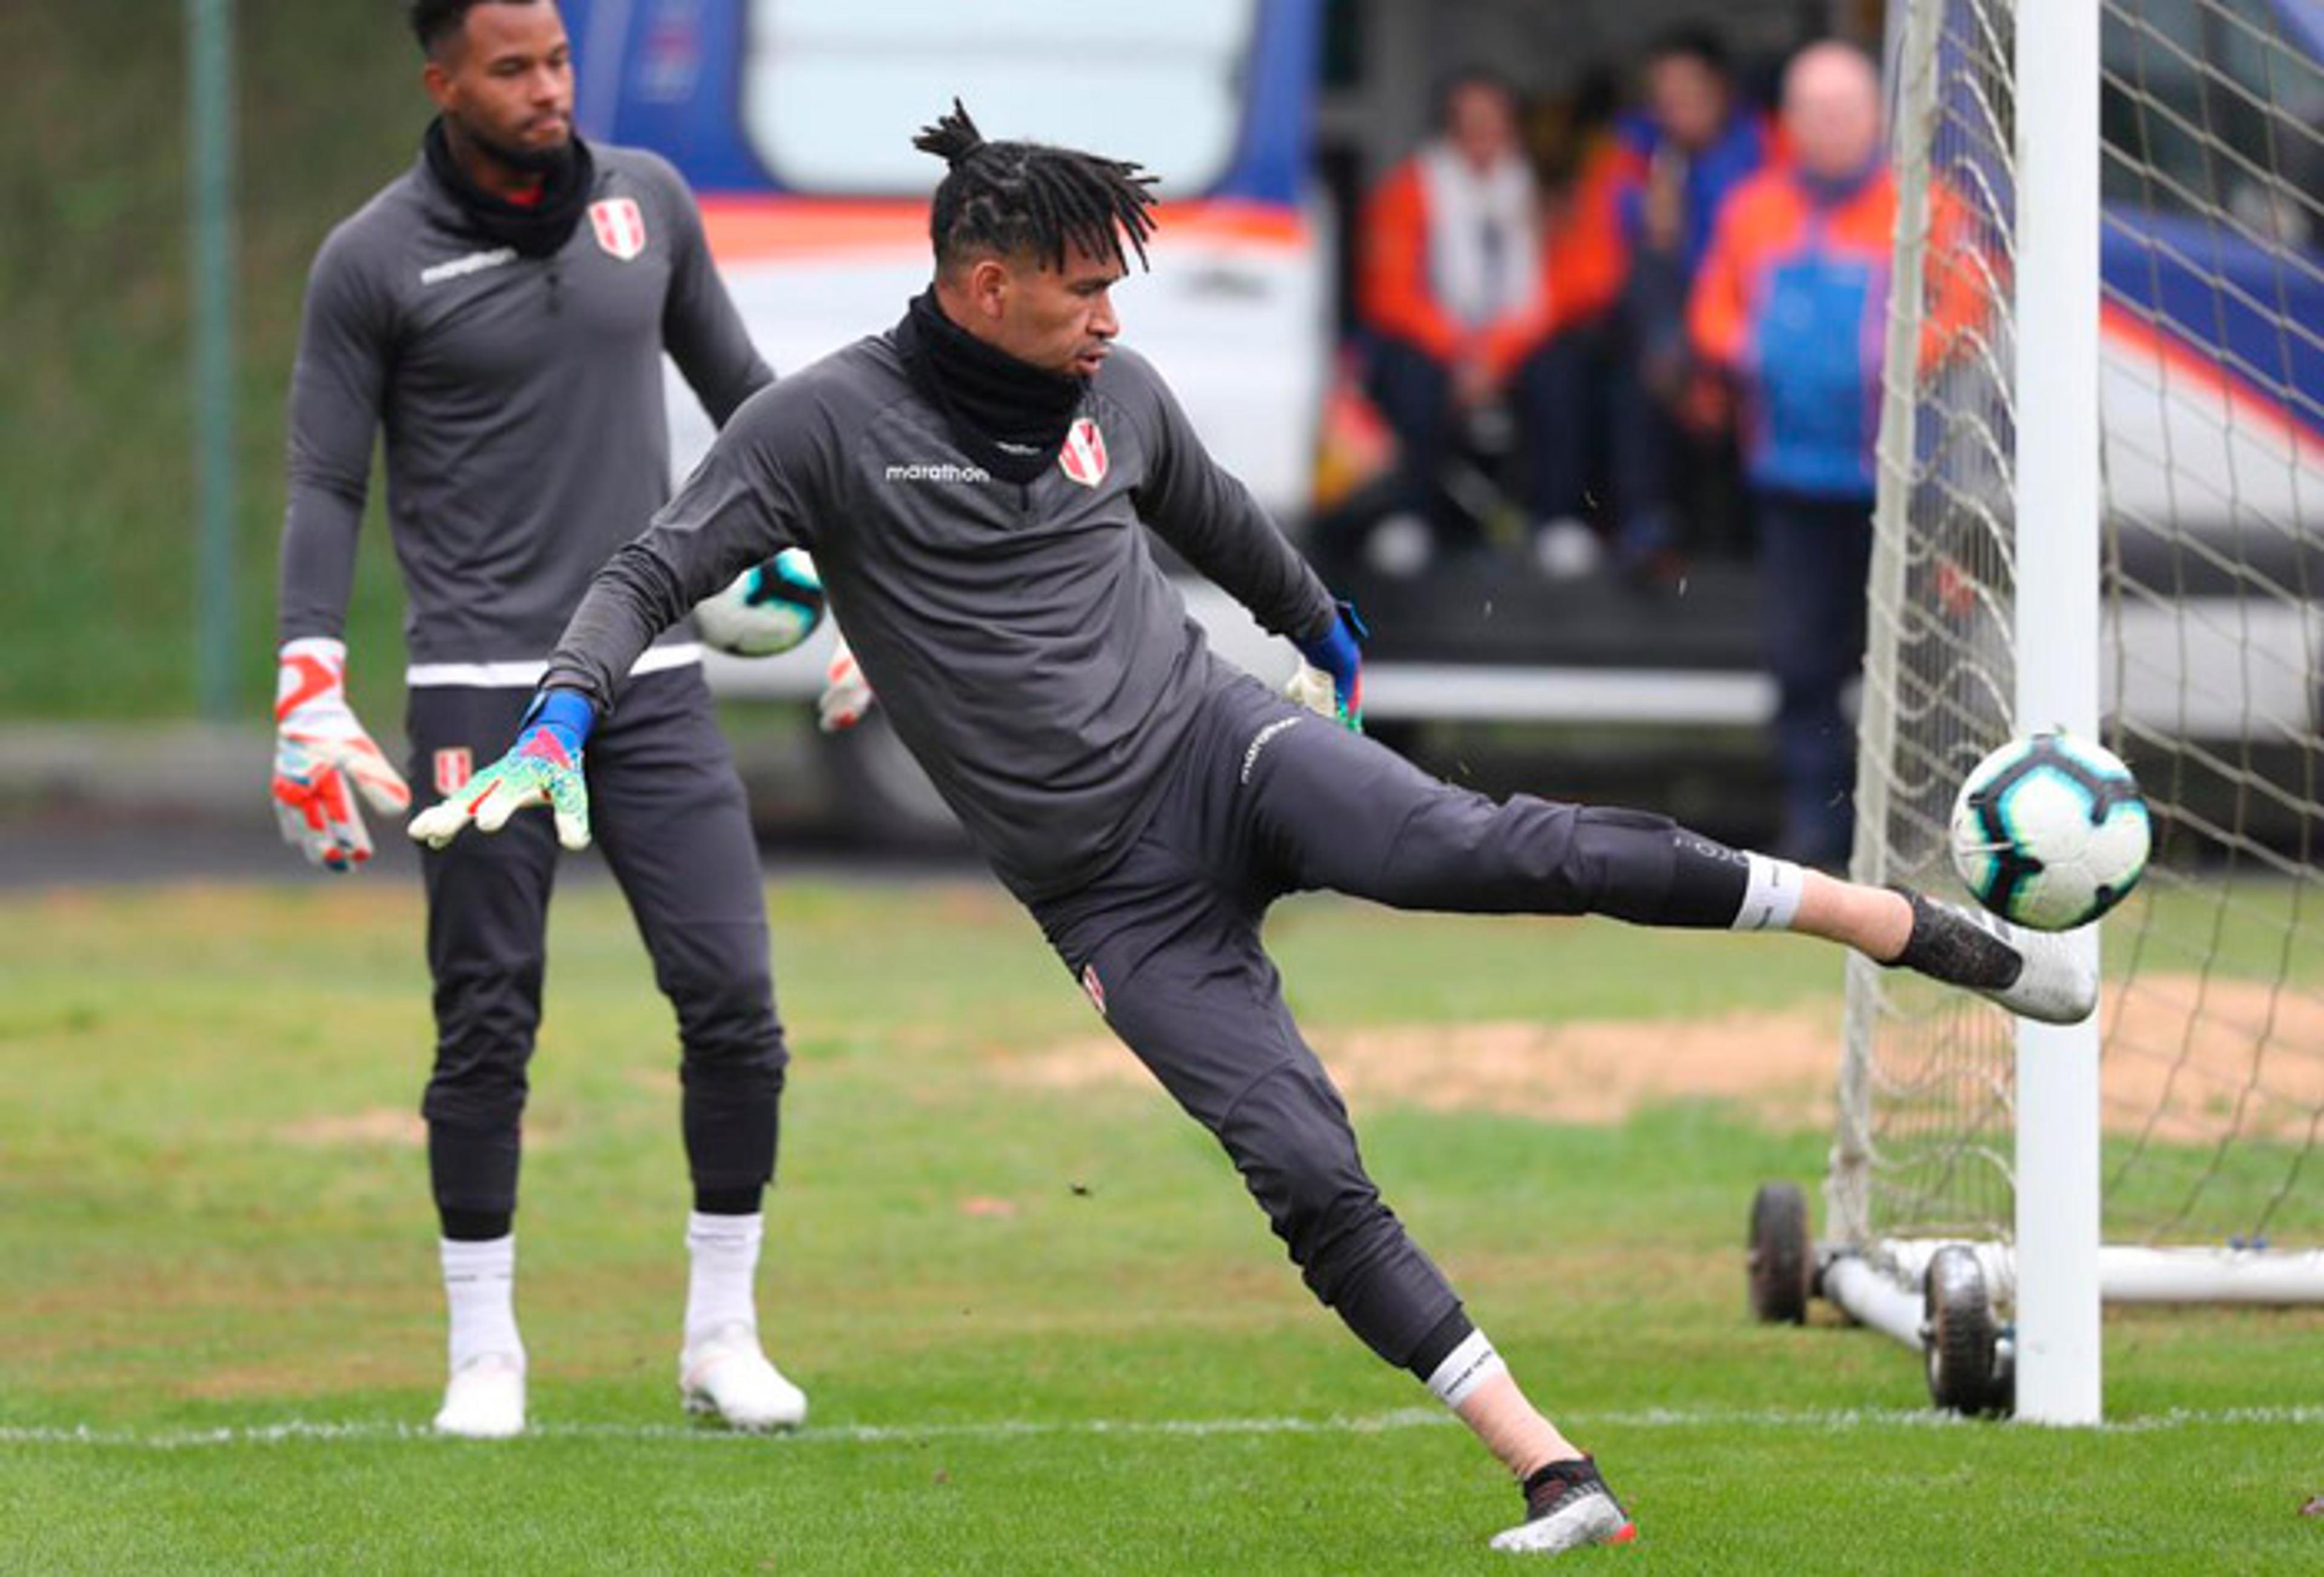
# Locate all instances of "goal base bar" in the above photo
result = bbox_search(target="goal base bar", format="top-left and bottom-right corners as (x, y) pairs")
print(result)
(1825, 1240), (2324, 1355)
(1821, 1253), (1929, 1352)
(2094, 1245), (2324, 1305)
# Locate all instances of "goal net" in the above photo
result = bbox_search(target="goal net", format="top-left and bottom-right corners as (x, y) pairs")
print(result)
(1836, 0), (2323, 1309)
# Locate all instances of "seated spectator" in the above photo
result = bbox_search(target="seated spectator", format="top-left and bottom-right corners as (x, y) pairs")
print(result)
(1601, 28), (1773, 581)
(1518, 71), (1633, 578)
(1688, 40), (1983, 867)
(1354, 70), (1600, 576)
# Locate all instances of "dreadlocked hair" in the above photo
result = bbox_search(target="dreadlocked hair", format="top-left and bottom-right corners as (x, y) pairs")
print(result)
(912, 99), (1159, 274)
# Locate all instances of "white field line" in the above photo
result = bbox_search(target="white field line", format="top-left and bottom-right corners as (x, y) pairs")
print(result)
(5, 1404), (2322, 1451)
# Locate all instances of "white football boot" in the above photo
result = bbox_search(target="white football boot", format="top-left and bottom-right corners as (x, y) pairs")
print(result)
(1892, 889), (2098, 1026)
(1488, 1458), (1638, 1555)
(1975, 915), (2099, 1026)
(433, 1352), (527, 1439)
(680, 1323), (807, 1432)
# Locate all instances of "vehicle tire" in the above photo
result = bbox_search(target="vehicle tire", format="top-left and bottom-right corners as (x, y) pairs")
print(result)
(815, 713), (963, 850)
(1922, 1245), (2003, 1415)
(1747, 1182), (1812, 1325)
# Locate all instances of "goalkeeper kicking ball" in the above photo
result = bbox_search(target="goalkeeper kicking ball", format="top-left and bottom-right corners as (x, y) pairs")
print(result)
(1948, 731), (2152, 930)
(694, 549), (826, 657)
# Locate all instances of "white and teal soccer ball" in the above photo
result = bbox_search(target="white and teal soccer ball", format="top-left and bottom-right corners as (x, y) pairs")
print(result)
(1948, 731), (2152, 930)
(694, 548), (826, 657)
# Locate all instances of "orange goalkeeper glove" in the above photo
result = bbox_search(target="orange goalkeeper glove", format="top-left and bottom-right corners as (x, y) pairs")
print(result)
(271, 637), (412, 872)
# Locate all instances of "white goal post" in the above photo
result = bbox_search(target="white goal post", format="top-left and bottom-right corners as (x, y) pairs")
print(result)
(1809, 0), (2324, 1421)
(2012, 0), (2107, 1425)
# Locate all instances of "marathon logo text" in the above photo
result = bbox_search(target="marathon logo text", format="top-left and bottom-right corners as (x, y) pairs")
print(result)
(884, 462), (992, 484)
(1239, 716), (1304, 785)
(419, 248), (517, 286)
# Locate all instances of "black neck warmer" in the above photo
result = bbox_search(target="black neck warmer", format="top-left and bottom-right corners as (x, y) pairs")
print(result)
(893, 289), (1087, 484)
(423, 118), (596, 259)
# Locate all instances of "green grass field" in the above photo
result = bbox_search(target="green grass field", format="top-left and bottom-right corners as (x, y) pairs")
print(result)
(4, 878), (2319, 1572)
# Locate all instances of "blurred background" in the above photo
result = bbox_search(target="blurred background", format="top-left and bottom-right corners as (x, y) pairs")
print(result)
(2, 0), (2314, 872)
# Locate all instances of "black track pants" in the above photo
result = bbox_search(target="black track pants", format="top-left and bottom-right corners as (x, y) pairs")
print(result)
(1030, 672), (1693, 1369)
(407, 665), (788, 1217)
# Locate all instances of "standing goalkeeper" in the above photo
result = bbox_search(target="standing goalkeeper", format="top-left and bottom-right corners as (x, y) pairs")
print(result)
(273, 0), (802, 1438)
(419, 102), (2093, 1552)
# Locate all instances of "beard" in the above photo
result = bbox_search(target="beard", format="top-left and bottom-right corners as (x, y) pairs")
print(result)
(458, 113), (574, 177)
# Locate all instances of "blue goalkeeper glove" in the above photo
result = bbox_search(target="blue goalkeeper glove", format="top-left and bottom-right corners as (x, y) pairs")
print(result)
(1292, 601), (1367, 732)
(407, 689), (596, 852)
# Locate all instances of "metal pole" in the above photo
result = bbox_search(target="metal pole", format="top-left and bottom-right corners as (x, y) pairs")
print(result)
(2012, 0), (2105, 1427)
(188, 0), (238, 720)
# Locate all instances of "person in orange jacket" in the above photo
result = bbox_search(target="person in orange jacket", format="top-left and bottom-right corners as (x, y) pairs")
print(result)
(1355, 70), (1598, 574)
(1689, 39), (1988, 865)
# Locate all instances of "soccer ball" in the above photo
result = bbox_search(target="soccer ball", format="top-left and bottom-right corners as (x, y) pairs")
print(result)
(1948, 731), (2152, 930)
(693, 549), (826, 657)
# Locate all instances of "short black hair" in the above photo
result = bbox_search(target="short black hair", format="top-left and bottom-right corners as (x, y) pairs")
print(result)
(1646, 25), (1733, 76)
(913, 99), (1159, 274)
(1432, 67), (1522, 131)
(409, 0), (543, 56)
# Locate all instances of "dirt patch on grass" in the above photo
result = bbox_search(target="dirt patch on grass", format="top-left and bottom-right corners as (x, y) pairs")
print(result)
(1014, 1010), (1840, 1127)
(1008, 974), (2323, 1136)
(177, 1351), (432, 1401)
(273, 1107), (427, 1148)
(271, 1107), (584, 1150)
(2101, 973), (2324, 1142)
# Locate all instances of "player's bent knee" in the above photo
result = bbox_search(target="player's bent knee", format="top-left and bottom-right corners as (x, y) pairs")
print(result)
(1216, 1064), (1369, 1254)
(680, 1042), (789, 1099)
(421, 1074), (528, 1134)
(1563, 805), (1679, 921)
(1571, 808), (1753, 927)
(668, 967), (788, 1073)
(1213, 1061), (1460, 1365)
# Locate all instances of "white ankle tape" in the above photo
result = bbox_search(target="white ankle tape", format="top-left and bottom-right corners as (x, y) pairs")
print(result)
(440, 1235), (522, 1373)
(686, 1211), (764, 1345)
(688, 1210), (765, 1251)
(1732, 854), (1805, 932)
(1425, 1329), (1507, 1409)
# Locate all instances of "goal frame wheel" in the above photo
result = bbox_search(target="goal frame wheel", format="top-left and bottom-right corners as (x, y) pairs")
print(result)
(1922, 1245), (2003, 1415)
(1747, 1182), (1811, 1325)
(1983, 1329), (2017, 1417)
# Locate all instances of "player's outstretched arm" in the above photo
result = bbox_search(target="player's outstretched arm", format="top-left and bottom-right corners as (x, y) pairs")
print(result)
(1117, 350), (1335, 644)
(272, 638), (412, 872)
(408, 690), (596, 852)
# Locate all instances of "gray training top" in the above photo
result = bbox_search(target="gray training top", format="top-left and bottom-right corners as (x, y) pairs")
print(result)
(547, 331), (1336, 900)
(279, 142), (770, 669)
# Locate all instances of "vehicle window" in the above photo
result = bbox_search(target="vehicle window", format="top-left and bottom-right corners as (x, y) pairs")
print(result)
(2102, 0), (2323, 248)
(743, 0), (1258, 196)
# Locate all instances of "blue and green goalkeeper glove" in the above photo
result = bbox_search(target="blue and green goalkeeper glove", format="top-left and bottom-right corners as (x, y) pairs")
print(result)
(1289, 601), (1367, 732)
(407, 689), (596, 852)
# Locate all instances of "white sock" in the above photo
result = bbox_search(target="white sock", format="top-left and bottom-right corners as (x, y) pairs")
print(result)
(1425, 1328), (1509, 1409)
(1732, 852), (1807, 932)
(684, 1211), (764, 1348)
(441, 1236), (522, 1374)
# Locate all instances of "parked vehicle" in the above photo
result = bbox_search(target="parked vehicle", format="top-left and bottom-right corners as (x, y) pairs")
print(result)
(561, 0), (1328, 835)
(561, 0), (2320, 844)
